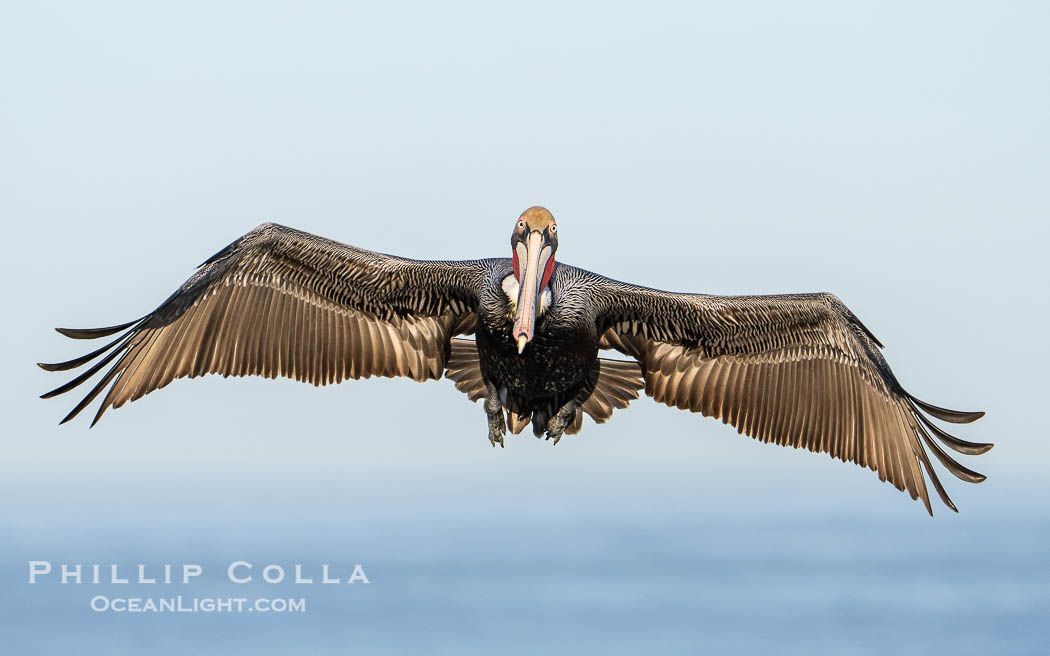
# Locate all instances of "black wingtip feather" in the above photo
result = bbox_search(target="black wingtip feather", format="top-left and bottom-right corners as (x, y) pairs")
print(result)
(37, 331), (135, 372)
(917, 425), (988, 484)
(915, 449), (957, 514)
(39, 333), (135, 399)
(911, 406), (994, 455)
(908, 395), (985, 424)
(56, 356), (128, 425)
(55, 319), (140, 340)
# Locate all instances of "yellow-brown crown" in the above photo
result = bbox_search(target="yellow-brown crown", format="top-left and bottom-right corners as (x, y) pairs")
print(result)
(518, 206), (556, 231)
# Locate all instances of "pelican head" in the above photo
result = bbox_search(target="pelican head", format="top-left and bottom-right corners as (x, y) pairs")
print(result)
(510, 206), (558, 354)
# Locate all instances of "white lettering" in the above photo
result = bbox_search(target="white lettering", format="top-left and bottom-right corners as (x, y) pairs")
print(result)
(182, 564), (202, 584)
(111, 565), (128, 584)
(262, 565), (285, 583)
(228, 561), (252, 583)
(348, 564), (369, 584)
(138, 564), (156, 584)
(322, 564), (339, 584)
(61, 563), (81, 584)
(28, 561), (51, 583)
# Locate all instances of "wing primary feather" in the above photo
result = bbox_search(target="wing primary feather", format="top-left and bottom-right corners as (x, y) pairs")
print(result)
(871, 389), (890, 483)
(817, 359), (832, 454)
(333, 306), (348, 384)
(909, 402), (993, 455)
(235, 284), (263, 377)
(290, 295), (306, 381)
(740, 364), (760, 438)
(832, 363), (847, 461)
(60, 342), (140, 425)
(260, 287), (283, 378)
(54, 318), (143, 339)
(170, 294), (213, 382)
(771, 359), (792, 446)
(320, 304), (335, 384)
(209, 282), (243, 375)
(190, 286), (228, 377)
(304, 301), (319, 383)
(884, 408), (909, 494)
(148, 301), (203, 393)
(40, 332), (137, 399)
(893, 405), (926, 503)
(112, 327), (165, 405)
(764, 360), (785, 445)
(726, 360), (746, 430)
(60, 368), (121, 425)
(37, 329), (135, 372)
(250, 285), (275, 378)
(218, 281), (252, 376)
(914, 443), (958, 514)
(795, 360), (817, 450)
(915, 422), (987, 484)
(785, 358), (806, 445)
(861, 383), (878, 473)
(907, 394), (984, 424)
(92, 331), (163, 424)
(845, 369), (860, 465)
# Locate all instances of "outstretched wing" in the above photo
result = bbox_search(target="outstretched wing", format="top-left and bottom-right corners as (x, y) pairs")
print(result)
(40, 223), (489, 425)
(591, 275), (991, 514)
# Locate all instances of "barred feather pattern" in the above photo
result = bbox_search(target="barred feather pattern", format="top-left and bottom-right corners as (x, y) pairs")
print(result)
(591, 279), (991, 515)
(40, 222), (992, 514)
(40, 223), (491, 426)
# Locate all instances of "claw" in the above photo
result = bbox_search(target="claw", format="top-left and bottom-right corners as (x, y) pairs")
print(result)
(486, 411), (506, 448)
(484, 388), (506, 448)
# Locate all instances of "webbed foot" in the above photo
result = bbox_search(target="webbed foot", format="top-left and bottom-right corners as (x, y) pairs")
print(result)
(484, 388), (505, 448)
(543, 402), (576, 445)
(487, 411), (506, 447)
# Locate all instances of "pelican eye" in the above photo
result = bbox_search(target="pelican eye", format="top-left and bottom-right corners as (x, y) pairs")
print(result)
(517, 220), (526, 230)
(549, 224), (557, 234)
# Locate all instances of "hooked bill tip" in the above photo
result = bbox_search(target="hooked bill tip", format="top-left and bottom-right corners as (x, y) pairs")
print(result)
(517, 335), (528, 354)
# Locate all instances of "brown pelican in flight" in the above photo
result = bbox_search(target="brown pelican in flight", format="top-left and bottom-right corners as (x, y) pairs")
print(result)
(40, 207), (991, 514)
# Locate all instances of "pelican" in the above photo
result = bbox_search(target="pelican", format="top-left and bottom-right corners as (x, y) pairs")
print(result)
(40, 207), (991, 514)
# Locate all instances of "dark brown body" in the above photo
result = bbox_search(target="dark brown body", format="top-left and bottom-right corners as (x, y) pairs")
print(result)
(475, 263), (600, 413)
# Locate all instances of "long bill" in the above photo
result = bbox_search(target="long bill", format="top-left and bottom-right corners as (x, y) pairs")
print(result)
(512, 230), (550, 354)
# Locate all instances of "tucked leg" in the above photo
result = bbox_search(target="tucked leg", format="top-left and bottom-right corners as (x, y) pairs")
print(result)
(543, 400), (577, 445)
(484, 385), (506, 448)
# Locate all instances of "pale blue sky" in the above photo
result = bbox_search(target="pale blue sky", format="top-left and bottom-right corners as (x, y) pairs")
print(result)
(3, 1), (1046, 493)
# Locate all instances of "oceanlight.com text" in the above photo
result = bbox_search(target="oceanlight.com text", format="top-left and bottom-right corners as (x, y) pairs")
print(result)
(89, 596), (307, 613)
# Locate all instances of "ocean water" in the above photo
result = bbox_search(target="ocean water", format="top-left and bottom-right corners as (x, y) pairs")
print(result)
(4, 474), (1046, 655)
